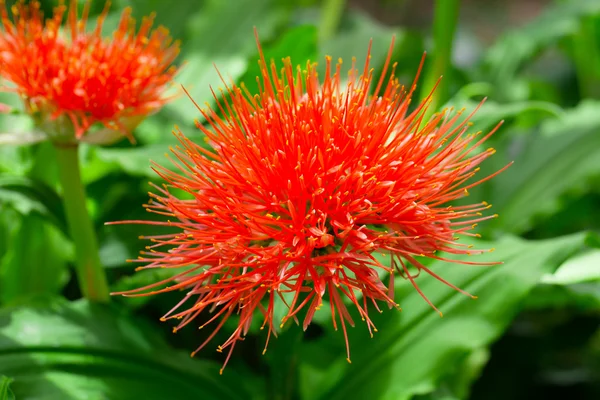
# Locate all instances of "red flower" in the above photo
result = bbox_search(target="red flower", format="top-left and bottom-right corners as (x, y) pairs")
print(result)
(112, 37), (506, 373)
(0, 0), (179, 141)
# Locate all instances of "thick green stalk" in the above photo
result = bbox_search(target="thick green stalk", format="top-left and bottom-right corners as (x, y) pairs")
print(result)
(55, 144), (109, 302)
(319, 0), (346, 42)
(420, 0), (460, 121)
(572, 16), (600, 99)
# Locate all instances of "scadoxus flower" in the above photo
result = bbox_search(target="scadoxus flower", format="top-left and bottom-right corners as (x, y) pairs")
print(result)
(0, 0), (179, 142)
(112, 35), (507, 372)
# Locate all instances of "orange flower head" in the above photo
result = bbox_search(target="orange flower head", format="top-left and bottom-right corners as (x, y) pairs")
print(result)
(0, 0), (179, 142)
(111, 36), (507, 373)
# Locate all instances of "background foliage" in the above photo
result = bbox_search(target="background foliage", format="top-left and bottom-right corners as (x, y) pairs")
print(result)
(0, 0), (599, 399)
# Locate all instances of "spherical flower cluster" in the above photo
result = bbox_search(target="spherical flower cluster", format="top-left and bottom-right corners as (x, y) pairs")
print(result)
(0, 0), (179, 142)
(113, 38), (505, 372)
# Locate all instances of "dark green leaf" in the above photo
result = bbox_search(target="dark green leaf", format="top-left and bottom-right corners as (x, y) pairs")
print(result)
(0, 175), (67, 235)
(484, 0), (600, 99)
(0, 299), (252, 400)
(305, 233), (586, 400)
(317, 9), (400, 75)
(238, 25), (319, 97)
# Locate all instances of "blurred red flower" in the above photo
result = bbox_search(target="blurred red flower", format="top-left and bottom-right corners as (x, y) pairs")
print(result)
(112, 37), (506, 372)
(0, 0), (179, 141)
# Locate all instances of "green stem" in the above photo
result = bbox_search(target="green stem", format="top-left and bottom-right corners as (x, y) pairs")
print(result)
(319, 0), (346, 42)
(55, 144), (109, 303)
(572, 16), (600, 99)
(420, 0), (460, 121)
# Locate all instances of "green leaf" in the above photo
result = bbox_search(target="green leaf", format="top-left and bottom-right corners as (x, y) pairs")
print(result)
(0, 299), (251, 400)
(238, 25), (319, 97)
(448, 87), (564, 135)
(0, 376), (15, 400)
(306, 233), (586, 400)
(0, 174), (67, 235)
(525, 282), (600, 312)
(91, 143), (173, 178)
(484, 0), (600, 99)
(317, 9), (400, 75)
(489, 100), (600, 234)
(165, 0), (289, 122)
(541, 249), (600, 285)
(0, 214), (71, 305)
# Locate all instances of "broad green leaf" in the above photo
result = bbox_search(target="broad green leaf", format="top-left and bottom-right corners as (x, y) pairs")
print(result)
(111, 268), (179, 309)
(447, 88), (564, 135)
(488, 100), (600, 234)
(0, 376), (14, 400)
(541, 249), (600, 285)
(0, 174), (67, 235)
(525, 282), (600, 312)
(317, 9), (400, 76)
(0, 214), (71, 305)
(238, 25), (319, 97)
(165, 0), (289, 122)
(0, 299), (251, 400)
(484, 0), (600, 99)
(91, 143), (174, 178)
(304, 233), (586, 400)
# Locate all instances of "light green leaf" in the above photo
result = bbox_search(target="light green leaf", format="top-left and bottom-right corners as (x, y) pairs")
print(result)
(304, 233), (586, 400)
(0, 214), (71, 305)
(0, 299), (251, 400)
(541, 249), (600, 285)
(0, 376), (15, 400)
(489, 100), (600, 234)
(165, 0), (289, 122)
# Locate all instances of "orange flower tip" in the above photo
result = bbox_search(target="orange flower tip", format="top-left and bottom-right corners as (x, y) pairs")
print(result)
(438, 311), (444, 318)
(493, 214), (499, 218)
(134, 266), (143, 271)
(467, 244), (474, 249)
(219, 368), (224, 375)
(279, 323), (285, 329)
(262, 349), (267, 355)
(160, 317), (167, 322)
(475, 233), (482, 238)
(346, 358), (352, 364)
(490, 247), (496, 252)
(216, 345), (223, 353)
(471, 295), (479, 300)
(467, 122), (474, 126)
(172, 328), (178, 333)
(472, 223), (478, 229)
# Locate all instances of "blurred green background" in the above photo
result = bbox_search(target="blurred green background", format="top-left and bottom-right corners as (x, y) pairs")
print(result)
(0, 0), (599, 399)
